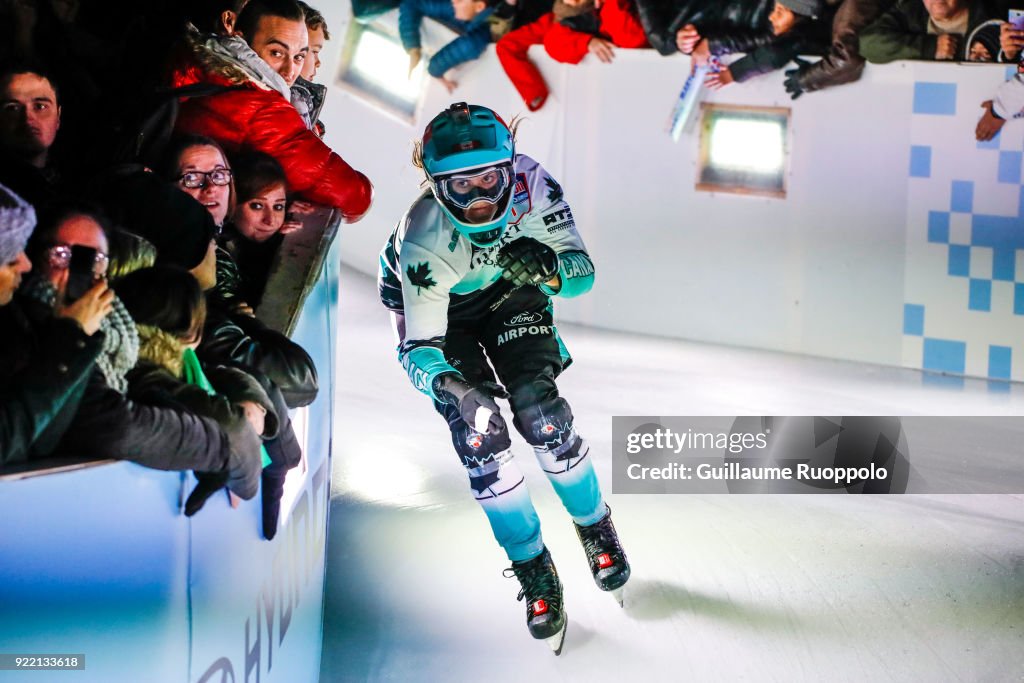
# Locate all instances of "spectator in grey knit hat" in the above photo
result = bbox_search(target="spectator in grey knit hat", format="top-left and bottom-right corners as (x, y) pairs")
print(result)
(0, 182), (35, 306)
(4, 199), (260, 493)
(0, 184), (113, 465)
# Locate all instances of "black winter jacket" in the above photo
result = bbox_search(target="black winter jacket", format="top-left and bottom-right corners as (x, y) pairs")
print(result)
(198, 303), (319, 409)
(126, 355), (275, 500)
(786, 0), (892, 93)
(706, 13), (832, 82)
(634, 0), (772, 55)
(0, 298), (102, 466)
(57, 368), (232, 472)
(210, 226), (281, 311)
(2, 295), (232, 473)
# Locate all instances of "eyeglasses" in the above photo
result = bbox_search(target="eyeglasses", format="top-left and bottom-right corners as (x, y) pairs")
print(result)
(178, 169), (233, 189)
(46, 244), (109, 276)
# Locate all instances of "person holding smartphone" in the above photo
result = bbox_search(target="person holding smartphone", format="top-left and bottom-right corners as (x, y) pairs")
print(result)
(8, 200), (263, 498)
(996, 9), (1024, 58)
(0, 184), (112, 465)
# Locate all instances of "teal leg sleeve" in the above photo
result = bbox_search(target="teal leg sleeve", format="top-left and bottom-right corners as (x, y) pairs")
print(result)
(469, 450), (545, 562)
(532, 433), (605, 527)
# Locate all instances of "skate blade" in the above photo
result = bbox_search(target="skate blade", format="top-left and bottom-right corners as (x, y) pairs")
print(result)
(610, 587), (625, 608)
(543, 619), (567, 656)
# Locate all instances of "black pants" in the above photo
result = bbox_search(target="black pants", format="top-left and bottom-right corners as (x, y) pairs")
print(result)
(435, 285), (571, 449)
(405, 285), (604, 561)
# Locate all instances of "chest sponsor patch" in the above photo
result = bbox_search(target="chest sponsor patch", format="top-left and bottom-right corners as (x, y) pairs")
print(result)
(542, 207), (572, 227)
(509, 173), (531, 223)
(496, 322), (552, 346)
(505, 312), (543, 327)
(543, 207), (574, 235)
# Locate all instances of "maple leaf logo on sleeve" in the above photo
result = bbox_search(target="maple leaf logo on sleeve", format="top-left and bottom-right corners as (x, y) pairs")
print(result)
(407, 261), (437, 295)
(544, 176), (563, 203)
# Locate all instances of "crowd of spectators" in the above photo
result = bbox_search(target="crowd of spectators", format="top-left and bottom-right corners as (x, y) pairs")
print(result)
(395, 0), (1019, 110)
(0, 0), (370, 540)
(0, 0), (1015, 535)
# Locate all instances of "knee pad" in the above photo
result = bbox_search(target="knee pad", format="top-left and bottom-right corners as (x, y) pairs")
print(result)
(451, 421), (520, 499)
(513, 395), (589, 474)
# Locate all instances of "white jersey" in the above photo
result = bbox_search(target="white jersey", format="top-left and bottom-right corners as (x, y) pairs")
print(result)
(994, 73), (1024, 121)
(378, 154), (595, 399)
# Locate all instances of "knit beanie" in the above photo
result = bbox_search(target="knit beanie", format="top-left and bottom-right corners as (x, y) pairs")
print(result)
(968, 24), (1000, 62)
(778, 0), (823, 18)
(0, 183), (36, 264)
(96, 168), (216, 271)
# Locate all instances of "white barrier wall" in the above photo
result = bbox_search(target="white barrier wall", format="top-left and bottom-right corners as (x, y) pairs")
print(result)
(0, 240), (340, 683)
(317, 8), (1022, 382)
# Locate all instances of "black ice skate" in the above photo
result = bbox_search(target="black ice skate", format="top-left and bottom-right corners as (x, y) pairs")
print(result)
(505, 547), (567, 655)
(574, 505), (630, 607)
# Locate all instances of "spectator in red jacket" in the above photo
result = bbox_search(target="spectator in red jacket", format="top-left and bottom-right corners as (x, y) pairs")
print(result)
(496, 0), (648, 111)
(171, 0), (373, 221)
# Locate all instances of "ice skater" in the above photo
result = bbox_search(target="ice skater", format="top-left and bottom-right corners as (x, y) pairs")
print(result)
(378, 102), (629, 654)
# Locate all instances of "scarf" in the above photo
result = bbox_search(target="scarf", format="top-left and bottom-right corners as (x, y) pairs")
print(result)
(205, 34), (314, 130)
(205, 34), (291, 100)
(22, 278), (139, 393)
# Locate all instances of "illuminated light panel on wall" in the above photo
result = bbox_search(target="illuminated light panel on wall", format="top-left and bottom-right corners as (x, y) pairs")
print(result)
(698, 105), (790, 198)
(338, 22), (424, 121)
(709, 119), (784, 173)
(349, 29), (424, 99)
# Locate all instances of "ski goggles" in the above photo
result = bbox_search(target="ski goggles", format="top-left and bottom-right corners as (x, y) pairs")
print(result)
(435, 164), (512, 211)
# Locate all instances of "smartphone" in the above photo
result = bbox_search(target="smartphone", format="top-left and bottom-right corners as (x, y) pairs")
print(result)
(1010, 9), (1024, 30)
(65, 245), (98, 303)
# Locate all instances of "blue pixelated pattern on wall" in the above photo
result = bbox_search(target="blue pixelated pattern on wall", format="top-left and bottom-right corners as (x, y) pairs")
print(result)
(905, 76), (1024, 381)
(913, 82), (957, 116)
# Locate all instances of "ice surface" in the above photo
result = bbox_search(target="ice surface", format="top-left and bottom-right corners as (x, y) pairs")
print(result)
(322, 266), (1024, 682)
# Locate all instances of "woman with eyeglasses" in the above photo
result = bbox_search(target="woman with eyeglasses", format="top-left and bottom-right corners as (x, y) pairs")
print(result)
(162, 134), (237, 229)
(2, 199), (258, 495)
(0, 186), (110, 465)
(161, 135), (251, 312)
(160, 137), (314, 540)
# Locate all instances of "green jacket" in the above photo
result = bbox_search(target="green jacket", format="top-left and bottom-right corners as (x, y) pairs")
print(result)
(861, 0), (1007, 64)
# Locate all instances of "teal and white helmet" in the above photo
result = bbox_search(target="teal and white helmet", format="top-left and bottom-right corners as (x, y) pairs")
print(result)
(421, 102), (515, 248)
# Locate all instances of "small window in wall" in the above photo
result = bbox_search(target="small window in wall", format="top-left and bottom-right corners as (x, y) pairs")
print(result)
(697, 104), (790, 198)
(337, 20), (425, 122)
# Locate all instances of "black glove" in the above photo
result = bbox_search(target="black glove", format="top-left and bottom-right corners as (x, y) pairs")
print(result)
(261, 464), (288, 540)
(782, 70), (804, 100)
(185, 470), (229, 516)
(433, 374), (508, 435)
(259, 419), (301, 541)
(783, 57), (813, 100)
(496, 237), (559, 288)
